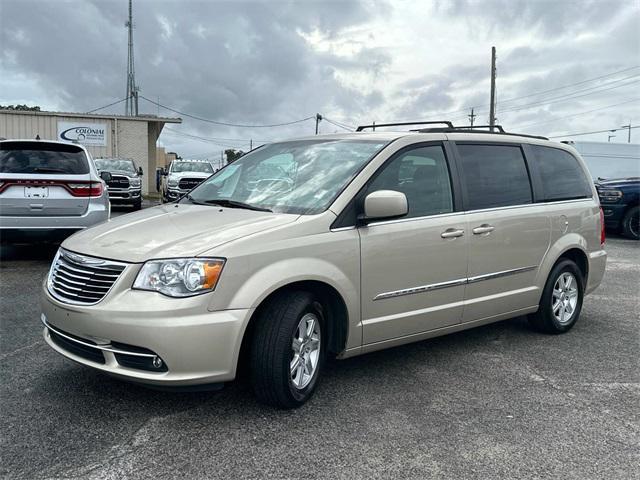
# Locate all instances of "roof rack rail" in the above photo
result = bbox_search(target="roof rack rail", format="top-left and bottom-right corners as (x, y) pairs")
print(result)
(356, 121), (549, 140)
(418, 124), (506, 133)
(413, 124), (549, 141)
(355, 121), (453, 132)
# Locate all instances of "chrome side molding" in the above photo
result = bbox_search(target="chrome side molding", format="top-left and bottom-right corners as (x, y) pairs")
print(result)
(374, 265), (538, 301)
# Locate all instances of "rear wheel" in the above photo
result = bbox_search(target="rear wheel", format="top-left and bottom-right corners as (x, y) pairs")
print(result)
(529, 259), (584, 334)
(621, 206), (639, 240)
(250, 291), (325, 408)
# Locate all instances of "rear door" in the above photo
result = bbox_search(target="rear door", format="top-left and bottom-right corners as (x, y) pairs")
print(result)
(359, 142), (468, 345)
(0, 142), (92, 217)
(451, 142), (551, 322)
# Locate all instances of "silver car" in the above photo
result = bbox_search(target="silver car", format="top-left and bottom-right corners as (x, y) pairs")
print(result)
(40, 124), (607, 408)
(0, 139), (110, 238)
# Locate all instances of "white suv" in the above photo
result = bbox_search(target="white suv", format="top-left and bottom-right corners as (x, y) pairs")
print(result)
(0, 139), (110, 240)
(41, 123), (606, 408)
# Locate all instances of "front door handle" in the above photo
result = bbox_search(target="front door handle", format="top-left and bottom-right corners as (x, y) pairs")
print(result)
(473, 224), (495, 235)
(441, 228), (465, 239)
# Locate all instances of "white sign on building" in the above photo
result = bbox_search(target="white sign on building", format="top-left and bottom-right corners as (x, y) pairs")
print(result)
(57, 121), (107, 146)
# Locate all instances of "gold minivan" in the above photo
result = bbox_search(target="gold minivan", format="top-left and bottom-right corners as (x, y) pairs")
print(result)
(41, 122), (607, 408)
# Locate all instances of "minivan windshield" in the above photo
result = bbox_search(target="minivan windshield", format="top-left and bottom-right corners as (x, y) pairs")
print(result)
(171, 162), (213, 173)
(0, 142), (89, 175)
(186, 139), (388, 214)
(95, 158), (136, 174)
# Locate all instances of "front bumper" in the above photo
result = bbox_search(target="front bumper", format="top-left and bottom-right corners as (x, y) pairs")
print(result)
(165, 188), (187, 200)
(0, 197), (109, 230)
(41, 287), (253, 386)
(600, 203), (626, 229)
(107, 187), (141, 203)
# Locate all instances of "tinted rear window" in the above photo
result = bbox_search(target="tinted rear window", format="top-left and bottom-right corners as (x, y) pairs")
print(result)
(457, 144), (532, 210)
(0, 142), (89, 175)
(529, 146), (593, 201)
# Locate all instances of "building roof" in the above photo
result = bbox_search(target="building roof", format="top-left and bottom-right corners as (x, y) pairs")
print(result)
(0, 108), (182, 124)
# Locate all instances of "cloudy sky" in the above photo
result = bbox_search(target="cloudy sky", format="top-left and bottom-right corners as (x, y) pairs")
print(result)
(1, 0), (638, 159)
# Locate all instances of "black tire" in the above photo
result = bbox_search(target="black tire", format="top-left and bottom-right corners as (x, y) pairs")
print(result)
(528, 259), (584, 334)
(250, 291), (325, 409)
(621, 206), (639, 240)
(132, 200), (142, 211)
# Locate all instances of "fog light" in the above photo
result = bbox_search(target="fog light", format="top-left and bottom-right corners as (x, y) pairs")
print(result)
(152, 356), (163, 369)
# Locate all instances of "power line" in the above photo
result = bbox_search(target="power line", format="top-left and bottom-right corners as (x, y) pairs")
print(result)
(418, 65), (640, 120)
(86, 97), (129, 114)
(161, 129), (248, 148)
(497, 65), (640, 105)
(514, 98), (640, 130)
(548, 125), (640, 139)
(163, 126), (270, 143)
(140, 95), (315, 128)
(323, 117), (354, 131)
(496, 76), (640, 115)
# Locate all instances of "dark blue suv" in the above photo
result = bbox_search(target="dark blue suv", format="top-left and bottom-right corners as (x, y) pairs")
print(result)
(596, 178), (639, 240)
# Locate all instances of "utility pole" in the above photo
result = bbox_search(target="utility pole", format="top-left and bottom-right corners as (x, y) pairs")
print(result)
(621, 123), (632, 143)
(372, 121), (376, 132)
(125, 0), (139, 116)
(468, 108), (476, 127)
(315, 113), (323, 134)
(489, 46), (497, 131)
(249, 139), (253, 150)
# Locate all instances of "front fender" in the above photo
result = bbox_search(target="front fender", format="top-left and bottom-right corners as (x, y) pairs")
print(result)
(220, 257), (361, 350)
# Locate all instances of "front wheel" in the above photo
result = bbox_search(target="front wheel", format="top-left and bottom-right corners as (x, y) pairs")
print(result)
(528, 259), (584, 334)
(621, 206), (639, 240)
(250, 291), (325, 408)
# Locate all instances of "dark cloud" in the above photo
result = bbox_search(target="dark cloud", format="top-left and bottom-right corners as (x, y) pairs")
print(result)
(1, 0), (639, 152)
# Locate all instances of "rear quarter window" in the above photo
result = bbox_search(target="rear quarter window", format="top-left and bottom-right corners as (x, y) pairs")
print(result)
(456, 144), (532, 210)
(0, 142), (89, 175)
(528, 146), (592, 201)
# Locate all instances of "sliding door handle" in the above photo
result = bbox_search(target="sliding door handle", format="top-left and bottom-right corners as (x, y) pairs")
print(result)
(441, 228), (465, 239)
(473, 224), (495, 235)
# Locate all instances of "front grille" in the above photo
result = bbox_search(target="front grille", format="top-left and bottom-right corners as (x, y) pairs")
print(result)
(49, 329), (106, 364)
(48, 249), (127, 305)
(178, 177), (204, 190)
(107, 175), (130, 189)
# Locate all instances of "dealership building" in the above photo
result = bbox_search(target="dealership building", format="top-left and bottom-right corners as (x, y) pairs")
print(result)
(0, 109), (181, 195)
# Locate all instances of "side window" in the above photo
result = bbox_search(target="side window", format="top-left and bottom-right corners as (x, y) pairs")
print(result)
(457, 144), (532, 210)
(366, 145), (453, 218)
(528, 145), (592, 201)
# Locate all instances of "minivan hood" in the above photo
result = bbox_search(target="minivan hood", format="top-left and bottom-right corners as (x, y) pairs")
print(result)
(62, 204), (299, 263)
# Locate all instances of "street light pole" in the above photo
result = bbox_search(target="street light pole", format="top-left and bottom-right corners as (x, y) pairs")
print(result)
(621, 123), (632, 143)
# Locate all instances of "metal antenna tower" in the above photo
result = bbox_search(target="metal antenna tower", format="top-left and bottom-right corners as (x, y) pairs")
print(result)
(125, 0), (139, 116)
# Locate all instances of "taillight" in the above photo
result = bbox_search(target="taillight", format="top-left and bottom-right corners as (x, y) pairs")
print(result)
(599, 207), (606, 246)
(66, 182), (103, 197)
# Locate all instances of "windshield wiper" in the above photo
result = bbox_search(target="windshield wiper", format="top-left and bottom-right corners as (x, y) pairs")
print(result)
(201, 198), (272, 212)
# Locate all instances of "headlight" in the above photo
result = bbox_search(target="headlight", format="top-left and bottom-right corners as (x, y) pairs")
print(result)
(597, 189), (623, 203)
(130, 178), (141, 187)
(168, 178), (178, 187)
(133, 258), (225, 297)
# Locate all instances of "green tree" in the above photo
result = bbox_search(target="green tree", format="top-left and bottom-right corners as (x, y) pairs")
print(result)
(225, 149), (244, 163)
(0, 104), (41, 111)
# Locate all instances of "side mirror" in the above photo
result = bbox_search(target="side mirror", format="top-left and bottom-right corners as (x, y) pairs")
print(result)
(361, 190), (408, 223)
(99, 171), (112, 183)
(138, 166), (144, 176)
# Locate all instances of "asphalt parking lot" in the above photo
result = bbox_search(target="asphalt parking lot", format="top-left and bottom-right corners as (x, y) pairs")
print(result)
(1, 205), (638, 479)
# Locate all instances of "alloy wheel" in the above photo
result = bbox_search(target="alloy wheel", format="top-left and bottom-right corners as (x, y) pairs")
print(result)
(290, 313), (321, 390)
(552, 272), (579, 325)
